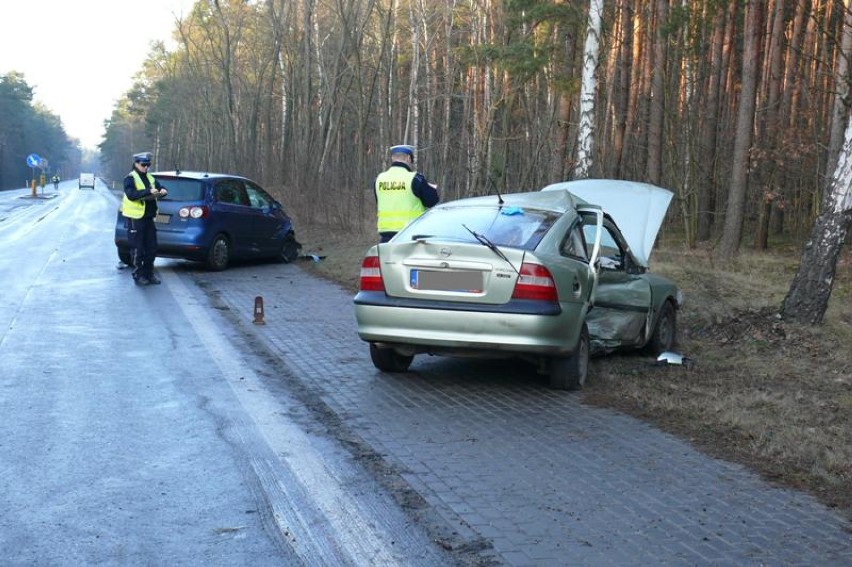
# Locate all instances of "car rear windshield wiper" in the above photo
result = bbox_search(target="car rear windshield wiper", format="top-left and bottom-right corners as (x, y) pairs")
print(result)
(462, 224), (519, 274)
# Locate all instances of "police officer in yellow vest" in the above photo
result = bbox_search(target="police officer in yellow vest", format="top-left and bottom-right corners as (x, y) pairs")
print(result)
(122, 152), (168, 285)
(375, 144), (439, 242)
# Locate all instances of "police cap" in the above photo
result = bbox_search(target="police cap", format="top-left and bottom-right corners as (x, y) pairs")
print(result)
(389, 145), (415, 157)
(133, 152), (153, 165)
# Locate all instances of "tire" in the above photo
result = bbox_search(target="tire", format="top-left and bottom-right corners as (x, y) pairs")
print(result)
(117, 248), (132, 266)
(277, 231), (302, 263)
(646, 300), (677, 355)
(206, 234), (230, 271)
(369, 343), (413, 372)
(549, 323), (590, 391)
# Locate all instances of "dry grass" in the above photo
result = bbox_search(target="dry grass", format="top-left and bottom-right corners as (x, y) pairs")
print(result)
(293, 220), (852, 520)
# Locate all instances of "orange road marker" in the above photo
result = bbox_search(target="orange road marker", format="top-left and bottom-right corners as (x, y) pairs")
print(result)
(253, 296), (265, 325)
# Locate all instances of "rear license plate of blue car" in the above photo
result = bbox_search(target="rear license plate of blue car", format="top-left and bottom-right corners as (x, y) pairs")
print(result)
(154, 214), (170, 224)
(410, 269), (482, 292)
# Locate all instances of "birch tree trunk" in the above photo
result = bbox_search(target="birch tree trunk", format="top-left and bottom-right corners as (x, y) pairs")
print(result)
(781, 116), (852, 324)
(781, 0), (852, 324)
(826, 0), (852, 188)
(574, 0), (603, 179)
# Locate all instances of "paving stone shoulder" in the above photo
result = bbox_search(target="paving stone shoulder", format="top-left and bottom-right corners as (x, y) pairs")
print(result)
(193, 262), (852, 566)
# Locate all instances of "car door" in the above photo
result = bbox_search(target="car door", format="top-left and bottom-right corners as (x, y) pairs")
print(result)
(549, 217), (598, 331)
(581, 214), (652, 351)
(243, 181), (288, 255)
(212, 179), (254, 257)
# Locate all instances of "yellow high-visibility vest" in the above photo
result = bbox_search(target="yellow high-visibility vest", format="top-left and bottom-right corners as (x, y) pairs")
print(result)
(122, 170), (156, 219)
(375, 166), (426, 232)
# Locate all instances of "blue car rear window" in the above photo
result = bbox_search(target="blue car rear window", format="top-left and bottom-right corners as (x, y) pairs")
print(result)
(155, 178), (204, 201)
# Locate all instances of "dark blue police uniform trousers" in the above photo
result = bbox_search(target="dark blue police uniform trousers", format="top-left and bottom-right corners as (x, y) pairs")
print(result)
(127, 216), (158, 279)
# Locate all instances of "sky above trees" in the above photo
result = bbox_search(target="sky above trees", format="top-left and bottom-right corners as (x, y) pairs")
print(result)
(0, 0), (194, 149)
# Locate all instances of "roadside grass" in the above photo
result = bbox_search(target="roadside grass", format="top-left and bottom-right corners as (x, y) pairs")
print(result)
(293, 221), (852, 520)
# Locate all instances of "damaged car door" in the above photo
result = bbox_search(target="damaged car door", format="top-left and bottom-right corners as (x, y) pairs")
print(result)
(582, 213), (652, 353)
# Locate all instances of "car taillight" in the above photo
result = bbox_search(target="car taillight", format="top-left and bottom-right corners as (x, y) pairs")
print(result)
(512, 262), (558, 302)
(360, 255), (385, 291)
(179, 206), (208, 219)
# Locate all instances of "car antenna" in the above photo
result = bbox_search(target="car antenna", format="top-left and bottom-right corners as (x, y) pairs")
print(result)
(174, 163), (181, 174)
(488, 176), (504, 205)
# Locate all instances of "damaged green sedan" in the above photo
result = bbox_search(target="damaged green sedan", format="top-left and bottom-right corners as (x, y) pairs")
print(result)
(353, 179), (683, 390)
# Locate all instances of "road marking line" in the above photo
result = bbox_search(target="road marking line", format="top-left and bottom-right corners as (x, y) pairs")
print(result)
(163, 269), (404, 565)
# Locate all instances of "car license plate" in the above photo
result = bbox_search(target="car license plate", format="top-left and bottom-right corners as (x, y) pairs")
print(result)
(410, 269), (482, 292)
(154, 214), (170, 224)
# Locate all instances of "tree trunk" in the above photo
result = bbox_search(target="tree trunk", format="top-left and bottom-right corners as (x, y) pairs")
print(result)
(611, 0), (631, 179)
(826, 0), (852, 190)
(782, 3), (852, 325)
(574, 0), (603, 179)
(718, 0), (762, 259)
(754, 191), (773, 251)
(782, 0), (808, 131)
(696, 4), (726, 242)
(781, 207), (851, 324)
(645, 0), (666, 185)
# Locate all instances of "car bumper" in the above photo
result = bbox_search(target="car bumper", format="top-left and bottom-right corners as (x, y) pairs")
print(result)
(155, 226), (211, 259)
(354, 291), (586, 357)
(114, 225), (211, 261)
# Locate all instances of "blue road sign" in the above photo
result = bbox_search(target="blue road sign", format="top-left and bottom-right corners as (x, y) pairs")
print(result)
(26, 153), (41, 168)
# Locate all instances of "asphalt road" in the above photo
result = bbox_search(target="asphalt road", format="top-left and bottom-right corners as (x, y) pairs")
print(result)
(0, 181), (452, 566)
(1, 181), (850, 566)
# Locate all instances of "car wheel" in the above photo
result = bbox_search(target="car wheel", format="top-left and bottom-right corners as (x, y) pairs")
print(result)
(369, 343), (413, 372)
(117, 248), (132, 266)
(207, 234), (230, 271)
(277, 231), (302, 263)
(646, 300), (677, 354)
(549, 323), (589, 391)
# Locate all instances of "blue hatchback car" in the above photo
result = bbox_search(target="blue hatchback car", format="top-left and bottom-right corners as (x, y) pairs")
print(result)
(115, 170), (301, 271)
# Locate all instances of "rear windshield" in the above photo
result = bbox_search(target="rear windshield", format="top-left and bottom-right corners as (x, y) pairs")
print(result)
(154, 177), (205, 201)
(395, 205), (559, 250)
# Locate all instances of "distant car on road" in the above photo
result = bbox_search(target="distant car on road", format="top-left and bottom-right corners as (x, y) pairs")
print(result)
(114, 170), (301, 271)
(78, 173), (95, 189)
(353, 179), (682, 390)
